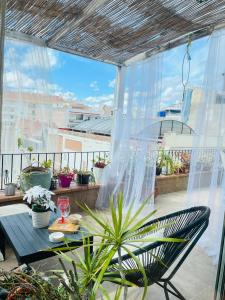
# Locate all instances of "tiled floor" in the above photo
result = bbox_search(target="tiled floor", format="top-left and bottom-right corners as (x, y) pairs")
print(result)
(0, 191), (217, 299)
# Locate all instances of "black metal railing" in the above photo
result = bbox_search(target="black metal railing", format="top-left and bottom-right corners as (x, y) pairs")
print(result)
(0, 151), (109, 190)
(0, 148), (219, 190)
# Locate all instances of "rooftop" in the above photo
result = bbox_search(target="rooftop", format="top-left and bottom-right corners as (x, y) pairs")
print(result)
(70, 118), (195, 137)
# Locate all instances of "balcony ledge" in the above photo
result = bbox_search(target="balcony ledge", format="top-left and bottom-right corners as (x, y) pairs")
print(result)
(0, 183), (100, 208)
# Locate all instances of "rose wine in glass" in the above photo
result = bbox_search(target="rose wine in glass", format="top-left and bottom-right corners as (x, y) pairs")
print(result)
(57, 196), (70, 224)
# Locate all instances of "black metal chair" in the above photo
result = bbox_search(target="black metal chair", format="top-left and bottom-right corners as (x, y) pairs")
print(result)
(107, 206), (210, 300)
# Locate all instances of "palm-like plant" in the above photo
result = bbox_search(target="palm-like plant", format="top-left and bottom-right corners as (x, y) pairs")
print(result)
(53, 238), (131, 300)
(52, 193), (183, 300)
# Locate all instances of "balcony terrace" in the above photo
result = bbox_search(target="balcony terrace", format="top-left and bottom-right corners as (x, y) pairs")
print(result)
(1, 190), (216, 300)
(1, 1), (225, 299)
(0, 148), (219, 299)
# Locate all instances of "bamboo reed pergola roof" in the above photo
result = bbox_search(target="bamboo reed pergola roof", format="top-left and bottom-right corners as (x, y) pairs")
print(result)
(4, 0), (225, 65)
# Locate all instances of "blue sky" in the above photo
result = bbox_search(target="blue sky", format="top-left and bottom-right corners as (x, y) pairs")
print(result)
(50, 35), (209, 108)
(4, 35), (209, 109)
(51, 53), (116, 101)
(47, 35), (209, 108)
(160, 36), (209, 107)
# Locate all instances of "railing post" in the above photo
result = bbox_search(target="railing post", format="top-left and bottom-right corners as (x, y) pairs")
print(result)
(0, 0), (6, 154)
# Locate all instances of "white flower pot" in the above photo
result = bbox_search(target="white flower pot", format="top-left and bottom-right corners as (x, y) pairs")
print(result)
(32, 210), (51, 228)
(93, 167), (104, 184)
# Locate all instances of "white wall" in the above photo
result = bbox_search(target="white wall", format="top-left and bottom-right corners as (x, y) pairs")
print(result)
(163, 132), (225, 149)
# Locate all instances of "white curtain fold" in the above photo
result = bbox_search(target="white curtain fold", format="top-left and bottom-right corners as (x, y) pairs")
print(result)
(187, 28), (225, 263)
(97, 54), (162, 208)
(2, 37), (56, 153)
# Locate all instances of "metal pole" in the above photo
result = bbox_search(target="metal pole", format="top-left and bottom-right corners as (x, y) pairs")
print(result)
(0, 0), (6, 154)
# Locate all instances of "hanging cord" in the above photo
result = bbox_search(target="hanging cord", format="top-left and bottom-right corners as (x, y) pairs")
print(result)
(181, 36), (192, 103)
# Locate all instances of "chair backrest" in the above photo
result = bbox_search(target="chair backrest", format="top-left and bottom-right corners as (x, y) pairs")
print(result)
(139, 206), (210, 283)
(110, 206), (210, 286)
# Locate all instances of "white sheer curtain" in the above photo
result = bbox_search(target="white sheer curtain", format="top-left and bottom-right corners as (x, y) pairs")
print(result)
(96, 54), (162, 208)
(2, 36), (56, 153)
(187, 28), (225, 263)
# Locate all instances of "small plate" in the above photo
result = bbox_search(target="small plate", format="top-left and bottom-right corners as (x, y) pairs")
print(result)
(49, 232), (65, 243)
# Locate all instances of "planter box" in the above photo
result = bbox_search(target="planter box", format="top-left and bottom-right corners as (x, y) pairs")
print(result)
(156, 174), (189, 195)
(0, 184), (100, 213)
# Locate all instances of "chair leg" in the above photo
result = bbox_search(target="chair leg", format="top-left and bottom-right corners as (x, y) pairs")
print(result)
(155, 281), (170, 300)
(168, 281), (185, 300)
(156, 280), (186, 300)
(164, 282), (170, 300)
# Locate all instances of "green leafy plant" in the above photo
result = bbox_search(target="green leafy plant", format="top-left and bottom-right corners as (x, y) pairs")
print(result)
(17, 138), (52, 191)
(17, 137), (52, 169)
(173, 161), (183, 174)
(41, 159), (52, 169)
(77, 170), (92, 176)
(52, 240), (129, 300)
(51, 193), (183, 300)
(55, 167), (75, 179)
(157, 150), (175, 175)
(76, 170), (95, 184)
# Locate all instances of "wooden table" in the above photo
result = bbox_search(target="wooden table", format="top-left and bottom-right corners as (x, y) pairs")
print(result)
(0, 212), (92, 265)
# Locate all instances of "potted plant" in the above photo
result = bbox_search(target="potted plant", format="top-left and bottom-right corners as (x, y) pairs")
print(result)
(56, 167), (75, 188)
(23, 185), (55, 228)
(156, 163), (162, 176)
(18, 138), (52, 192)
(76, 170), (94, 185)
(52, 193), (182, 300)
(157, 150), (175, 175)
(0, 269), (66, 300)
(180, 153), (191, 173)
(3, 193), (182, 300)
(93, 156), (110, 183)
(173, 161), (183, 174)
(156, 150), (174, 175)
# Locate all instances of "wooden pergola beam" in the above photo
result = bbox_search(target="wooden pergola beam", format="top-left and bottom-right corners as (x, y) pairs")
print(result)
(5, 0), (225, 65)
(47, 0), (109, 45)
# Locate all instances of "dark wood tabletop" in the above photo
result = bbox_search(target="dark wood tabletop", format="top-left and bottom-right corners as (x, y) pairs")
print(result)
(0, 212), (91, 265)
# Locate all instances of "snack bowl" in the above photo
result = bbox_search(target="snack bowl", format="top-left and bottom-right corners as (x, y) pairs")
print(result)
(68, 214), (82, 225)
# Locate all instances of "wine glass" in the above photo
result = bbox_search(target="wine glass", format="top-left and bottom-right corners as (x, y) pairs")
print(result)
(57, 196), (70, 224)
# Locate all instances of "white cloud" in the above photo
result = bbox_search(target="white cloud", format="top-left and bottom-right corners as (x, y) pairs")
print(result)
(4, 71), (68, 97)
(47, 49), (59, 68)
(108, 78), (116, 88)
(55, 91), (78, 101)
(82, 93), (114, 107)
(89, 81), (99, 92)
(4, 71), (35, 89)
